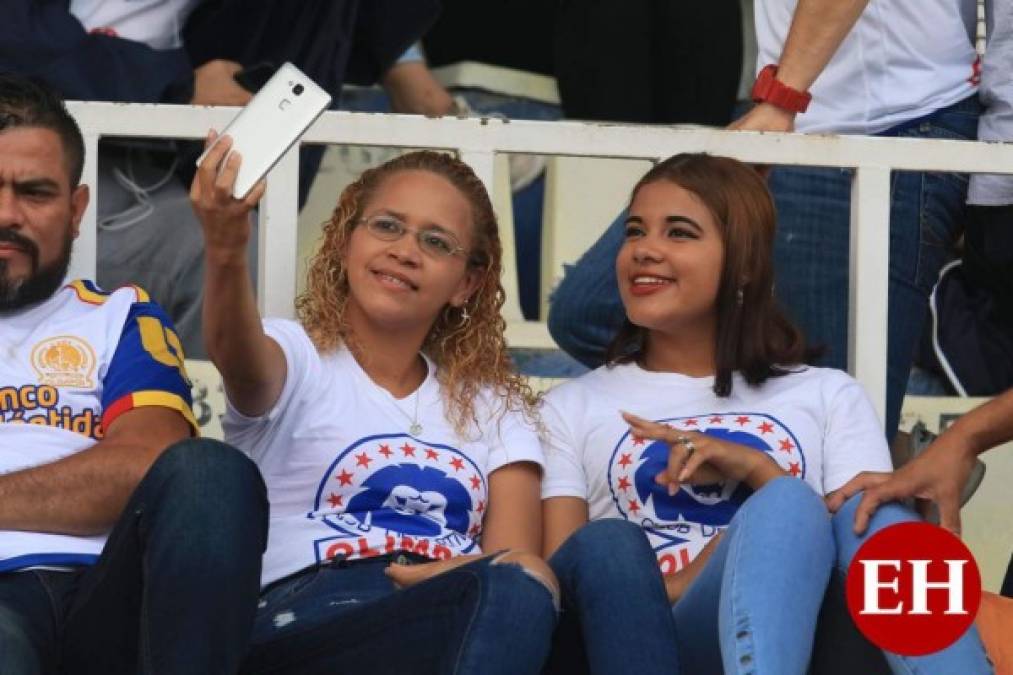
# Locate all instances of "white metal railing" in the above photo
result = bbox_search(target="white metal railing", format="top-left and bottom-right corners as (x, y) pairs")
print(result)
(66, 101), (1013, 423)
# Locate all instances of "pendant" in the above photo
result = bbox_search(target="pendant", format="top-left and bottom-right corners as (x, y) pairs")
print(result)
(409, 422), (423, 436)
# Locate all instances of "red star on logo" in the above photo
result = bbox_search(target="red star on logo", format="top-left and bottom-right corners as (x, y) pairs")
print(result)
(632, 435), (645, 446)
(355, 452), (372, 468)
(627, 499), (641, 515)
(327, 493), (343, 508)
(336, 469), (354, 486)
(449, 457), (465, 472)
(617, 476), (632, 492)
(789, 462), (802, 477)
(468, 523), (482, 537)
(709, 416), (723, 424)
(779, 438), (795, 453)
(735, 415), (750, 426)
(684, 418), (698, 427)
(400, 443), (416, 457)
(618, 453), (633, 468)
(378, 444), (393, 458)
(758, 421), (774, 435)
(476, 500), (485, 513)
(425, 448), (439, 461)
(469, 475), (481, 490)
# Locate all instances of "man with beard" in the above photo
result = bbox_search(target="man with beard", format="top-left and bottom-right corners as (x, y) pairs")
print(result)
(0, 73), (268, 675)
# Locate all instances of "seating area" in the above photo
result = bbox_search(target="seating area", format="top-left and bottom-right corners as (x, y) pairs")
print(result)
(67, 98), (1013, 597)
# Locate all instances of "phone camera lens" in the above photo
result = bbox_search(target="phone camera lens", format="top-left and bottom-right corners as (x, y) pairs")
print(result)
(292, 84), (305, 96)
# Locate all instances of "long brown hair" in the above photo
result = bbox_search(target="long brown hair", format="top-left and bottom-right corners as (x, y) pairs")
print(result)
(606, 153), (816, 395)
(296, 151), (537, 433)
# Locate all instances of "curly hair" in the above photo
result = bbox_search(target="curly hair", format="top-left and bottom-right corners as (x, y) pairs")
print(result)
(296, 150), (537, 435)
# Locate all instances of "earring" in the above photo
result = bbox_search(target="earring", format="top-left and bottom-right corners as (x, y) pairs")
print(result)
(736, 288), (744, 306)
(458, 304), (471, 327)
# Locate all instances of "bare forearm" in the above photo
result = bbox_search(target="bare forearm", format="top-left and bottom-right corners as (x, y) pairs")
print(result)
(0, 442), (156, 535)
(776, 0), (871, 91)
(744, 454), (788, 490)
(203, 253), (283, 412)
(665, 532), (723, 603)
(948, 389), (1013, 457)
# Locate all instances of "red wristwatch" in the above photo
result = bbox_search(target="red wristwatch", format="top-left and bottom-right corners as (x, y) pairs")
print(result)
(751, 64), (812, 114)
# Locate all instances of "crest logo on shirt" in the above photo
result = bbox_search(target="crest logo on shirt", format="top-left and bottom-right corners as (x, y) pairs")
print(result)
(309, 433), (485, 563)
(30, 336), (96, 389)
(607, 413), (805, 572)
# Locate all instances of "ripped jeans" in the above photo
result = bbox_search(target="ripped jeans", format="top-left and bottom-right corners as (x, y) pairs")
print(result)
(242, 552), (557, 675)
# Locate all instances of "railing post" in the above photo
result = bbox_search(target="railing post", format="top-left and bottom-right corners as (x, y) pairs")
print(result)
(849, 166), (891, 425)
(258, 146), (301, 318)
(69, 133), (101, 283)
(458, 148), (525, 325)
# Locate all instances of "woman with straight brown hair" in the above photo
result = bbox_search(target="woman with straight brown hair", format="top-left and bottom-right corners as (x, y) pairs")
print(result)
(541, 153), (991, 674)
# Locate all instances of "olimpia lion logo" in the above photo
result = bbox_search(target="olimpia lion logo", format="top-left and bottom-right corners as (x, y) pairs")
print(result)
(31, 336), (97, 388)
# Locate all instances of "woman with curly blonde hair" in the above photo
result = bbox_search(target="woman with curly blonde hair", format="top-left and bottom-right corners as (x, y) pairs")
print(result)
(191, 137), (557, 674)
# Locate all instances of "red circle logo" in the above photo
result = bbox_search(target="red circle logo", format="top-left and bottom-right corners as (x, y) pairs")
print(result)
(845, 522), (981, 656)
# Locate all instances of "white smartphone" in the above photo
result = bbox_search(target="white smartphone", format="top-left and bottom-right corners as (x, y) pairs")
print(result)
(197, 62), (331, 198)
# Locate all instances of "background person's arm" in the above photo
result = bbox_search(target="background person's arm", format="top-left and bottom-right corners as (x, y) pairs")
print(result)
(730, 0), (871, 132)
(827, 389), (1013, 535)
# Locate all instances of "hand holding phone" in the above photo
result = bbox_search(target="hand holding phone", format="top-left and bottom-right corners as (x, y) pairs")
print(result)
(190, 131), (265, 262)
(197, 62), (331, 199)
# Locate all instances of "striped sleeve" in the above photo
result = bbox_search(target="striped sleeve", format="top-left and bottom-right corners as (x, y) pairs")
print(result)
(101, 299), (197, 435)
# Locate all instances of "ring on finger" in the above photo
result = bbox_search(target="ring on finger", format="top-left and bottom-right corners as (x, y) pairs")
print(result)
(683, 441), (696, 457)
(675, 435), (692, 445)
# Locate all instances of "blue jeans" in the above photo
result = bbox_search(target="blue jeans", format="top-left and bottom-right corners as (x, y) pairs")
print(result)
(547, 519), (681, 675)
(243, 553), (557, 675)
(547, 96), (982, 438)
(548, 477), (834, 674)
(0, 439), (269, 675)
(831, 494), (993, 674)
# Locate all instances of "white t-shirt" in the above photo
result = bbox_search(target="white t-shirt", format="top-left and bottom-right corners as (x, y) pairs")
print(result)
(755, 0), (979, 135)
(0, 281), (195, 572)
(541, 362), (891, 575)
(223, 319), (544, 587)
(69, 0), (203, 50)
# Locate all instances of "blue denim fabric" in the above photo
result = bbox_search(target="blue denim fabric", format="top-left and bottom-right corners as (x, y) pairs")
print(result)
(546, 519), (681, 675)
(242, 554), (557, 675)
(0, 439), (269, 675)
(547, 96), (982, 437)
(671, 477), (834, 674)
(831, 495), (993, 674)
(547, 479), (834, 675)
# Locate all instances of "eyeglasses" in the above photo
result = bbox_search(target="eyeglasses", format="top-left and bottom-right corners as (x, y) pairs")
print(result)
(360, 214), (469, 260)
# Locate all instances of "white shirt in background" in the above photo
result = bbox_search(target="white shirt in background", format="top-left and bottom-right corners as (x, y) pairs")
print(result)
(69, 0), (203, 50)
(755, 0), (979, 135)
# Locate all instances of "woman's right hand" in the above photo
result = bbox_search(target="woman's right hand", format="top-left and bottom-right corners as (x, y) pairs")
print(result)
(189, 130), (266, 265)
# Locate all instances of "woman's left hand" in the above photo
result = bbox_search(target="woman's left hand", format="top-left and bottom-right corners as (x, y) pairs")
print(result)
(385, 554), (480, 589)
(622, 412), (785, 495)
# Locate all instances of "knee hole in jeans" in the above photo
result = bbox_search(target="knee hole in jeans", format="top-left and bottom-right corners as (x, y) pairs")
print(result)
(490, 551), (561, 611)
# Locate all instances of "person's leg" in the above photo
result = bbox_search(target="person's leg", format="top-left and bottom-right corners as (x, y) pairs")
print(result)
(244, 553), (557, 675)
(768, 165), (853, 373)
(61, 438), (269, 675)
(545, 211), (628, 368)
(546, 519), (680, 675)
(0, 570), (79, 675)
(878, 96), (981, 435)
(652, 0), (742, 125)
(831, 494), (992, 673)
(674, 477), (834, 674)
